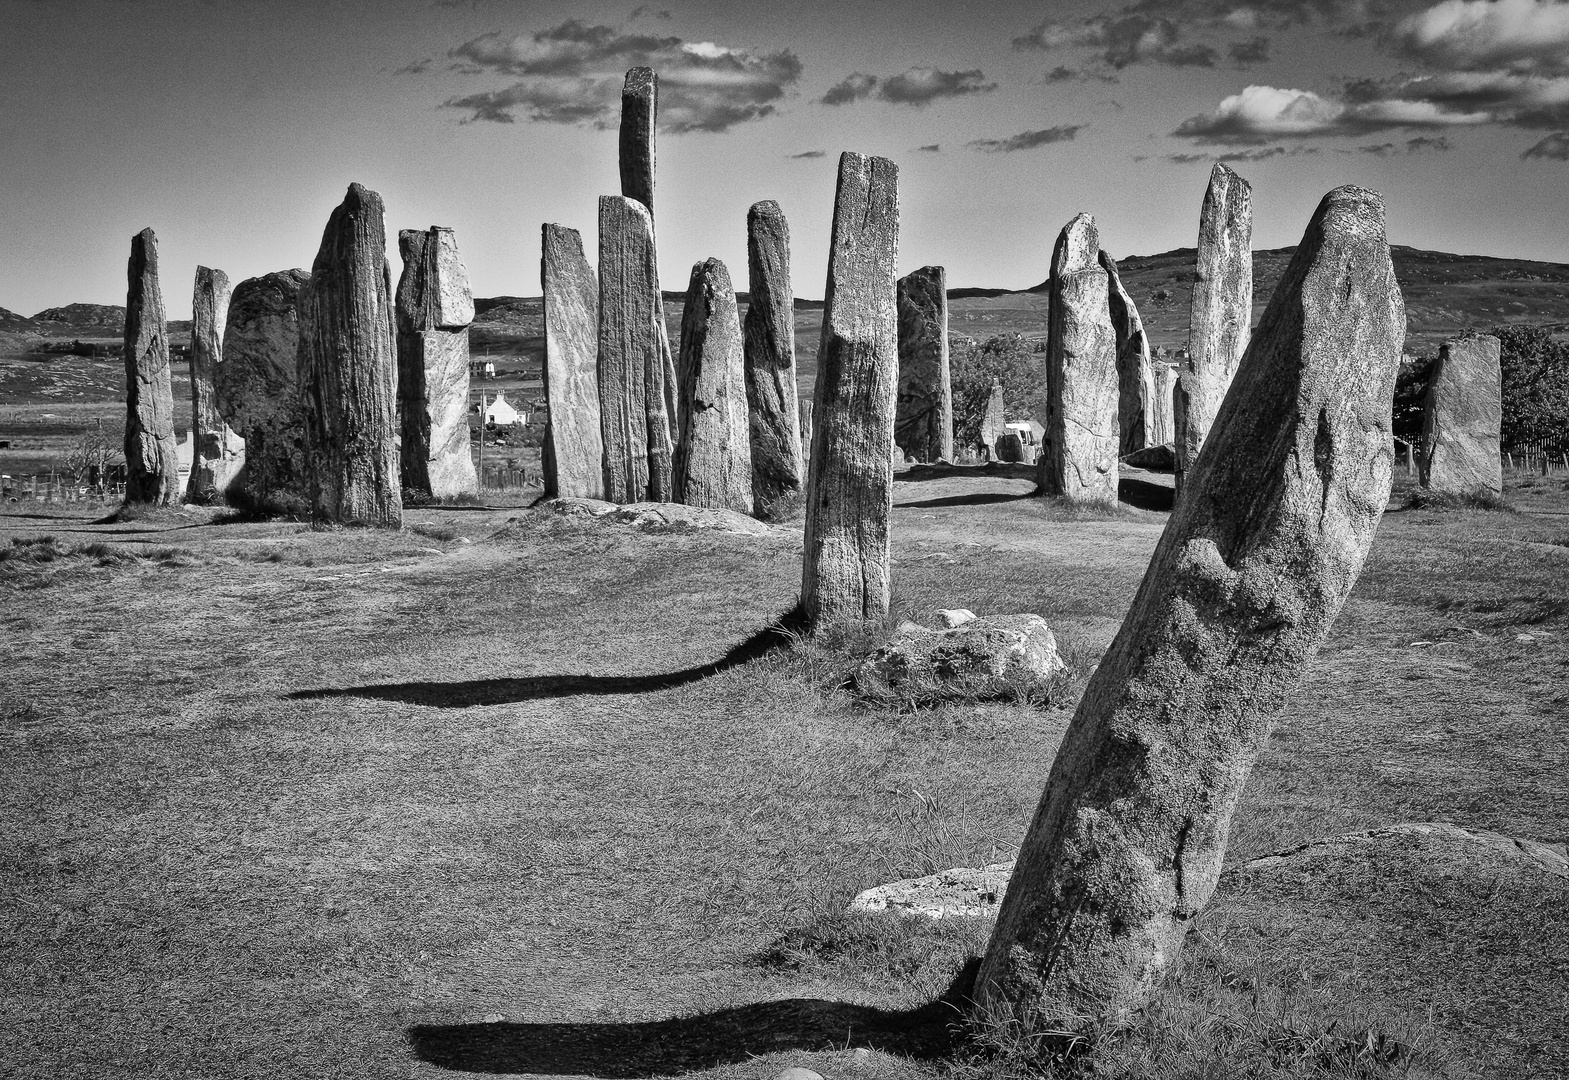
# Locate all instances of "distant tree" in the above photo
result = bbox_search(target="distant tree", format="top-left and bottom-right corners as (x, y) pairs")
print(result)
(63, 420), (114, 487)
(1392, 354), (1434, 444)
(949, 333), (1048, 451)
(1492, 324), (1569, 446)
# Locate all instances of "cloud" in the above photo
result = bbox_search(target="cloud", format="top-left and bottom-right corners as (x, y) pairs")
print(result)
(1353, 134), (1455, 153)
(1521, 130), (1569, 156)
(436, 20), (803, 132)
(1229, 35), (1272, 65)
(916, 143), (941, 152)
(820, 67), (997, 107)
(1014, 13), (1219, 68)
(1173, 83), (1493, 142)
(1391, 0), (1569, 75)
(789, 149), (826, 158)
(396, 58), (434, 75)
(1045, 65), (1120, 83)
(1166, 144), (1321, 163)
(967, 124), (1086, 152)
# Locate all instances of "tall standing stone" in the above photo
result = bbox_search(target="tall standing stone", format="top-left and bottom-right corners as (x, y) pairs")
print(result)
(297, 182), (401, 527)
(980, 379), (1005, 458)
(1101, 251), (1156, 456)
(802, 152), (899, 629)
(743, 200), (804, 517)
(1178, 162), (1253, 488)
(976, 185), (1405, 1026)
(1420, 333), (1503, 495)
(619, 67), (657, 219)
(1040, 214), (1118, 503)
(122, 228), (181, 505)
(674, 258), (753, 513)
(186, 266), (245, 501)
(598, 195), (675, 503)
(396, 226), (478, 499)
(219, 270), (311, 512)
(895, 265), (953, 463)
(542, 224), (604, 499)
(1150, 362), (1178, 447)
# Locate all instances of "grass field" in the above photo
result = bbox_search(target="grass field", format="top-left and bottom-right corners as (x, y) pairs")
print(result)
(2, 467), (1565, 1080)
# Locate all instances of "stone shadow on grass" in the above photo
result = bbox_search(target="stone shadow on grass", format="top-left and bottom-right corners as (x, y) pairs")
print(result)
(287, 607), (807, 708)
(1117, 476), (1174, 512)
(407, 963), (975, 1077)
(895, 491), (1036, 509)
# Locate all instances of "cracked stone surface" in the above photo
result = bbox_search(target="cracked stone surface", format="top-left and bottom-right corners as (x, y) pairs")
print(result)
(674, 257), (752, 514)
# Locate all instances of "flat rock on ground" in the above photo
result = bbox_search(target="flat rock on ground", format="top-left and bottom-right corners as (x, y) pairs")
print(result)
(854, 613), (1066, 701)
(849, 863), (1014, 919)
(549, 497), (773, 536)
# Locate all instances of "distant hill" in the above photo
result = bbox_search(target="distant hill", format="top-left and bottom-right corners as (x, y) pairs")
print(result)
(31, 303), (124, 328)
(1, 306), (38, 330)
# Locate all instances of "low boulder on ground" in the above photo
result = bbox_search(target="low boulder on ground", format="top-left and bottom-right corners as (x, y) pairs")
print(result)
(549, 497), (772, 536)
(1123, 443), (1176, 471)
(854, 613), (1066, 702)
(850, 863), (1014, 920)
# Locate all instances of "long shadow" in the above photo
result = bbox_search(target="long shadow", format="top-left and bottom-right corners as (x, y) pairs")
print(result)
(899, 462), (1037, 483)
(288, 606), (807, 708)
(895, 491), (1036, 509)
(1118, 476), (1174, 512)
(408, 962), (975, 1077)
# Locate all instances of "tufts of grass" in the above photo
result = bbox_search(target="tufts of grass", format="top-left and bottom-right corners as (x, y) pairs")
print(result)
(0, 536), (201, 583)
(407, 522), (462, 542)
(756, 909), (989, 1002)
(1028, 494), (1144, 521)
(1403, 487), (1515, 512)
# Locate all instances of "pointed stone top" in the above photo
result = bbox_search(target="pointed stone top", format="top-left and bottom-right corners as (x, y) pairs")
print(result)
(1053, 213), (1100, 277)
(343, 182), (383, 213)
(134, 226), (157, 246)
(1204, 163), (1252, 213)
(542, 221), (585, 255)
(749, 199), (784, 223)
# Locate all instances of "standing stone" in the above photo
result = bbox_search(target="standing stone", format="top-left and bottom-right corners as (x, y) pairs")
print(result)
(980, 379), (1005, 458)
(218, 270), (310, 511)
(895, 266), (953, 463)
(1420, 333), (1503, 495)
(186, 266), (245, 501)
(1040, 214), (1118, 503)
(541, 224), (604, 499)
(1150, 362), (1178, 447)
(976, 185), (1405, 1026)
(743, 200), (804, 517)
(674, 259), (753, 513)
(396, 226), (478, 499)
(122, 228), (181, 505)
(1178, 162), (1253, 487)
(1101, 251), (1156, 456)
(802, 152), (899, 629)
(598, 195), (675, 503)
(620, 67), (656, 218)
(297, 182), (401, 527)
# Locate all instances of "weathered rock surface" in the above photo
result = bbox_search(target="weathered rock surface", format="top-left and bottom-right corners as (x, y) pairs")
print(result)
(1040, 214), (1118, 504)
(186, 266), (245, 501)
(980, 379), (1005, 459)
(895, 265), (953, 464)
(122, 228), (181, 505)
(550, 497), (772, 536)
(1150, 361), (1178, 447)
(620, 67), (656, 217)
(850, 863), (1015, 920)
(855, 614), (1066, 701)
(976, 185), (1405, 1024)
(674, 258), (753, 513)
(995, 432), (1026, 463)
(1420, 333), (1502, 495)
(541, 224), (604, 499)
(598, 195), (675, 503)
(396, 226), (478, 499)
(1122, 443), (1175, 472)
(1244, 822), (1568, 879)
(1101, 250), (1155, 456)
(219, 269), (310, 511)
(1178, 162), (1253, 484)
(297, 182), (402, 527)
(743, 201), (804, 518)
(802, 153), (899, 629)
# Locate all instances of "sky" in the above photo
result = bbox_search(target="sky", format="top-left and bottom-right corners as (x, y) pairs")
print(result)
(2, 0), (1567, 319)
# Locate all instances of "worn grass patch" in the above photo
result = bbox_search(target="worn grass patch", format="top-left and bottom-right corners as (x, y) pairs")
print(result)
(1402, 487), (1515, 512)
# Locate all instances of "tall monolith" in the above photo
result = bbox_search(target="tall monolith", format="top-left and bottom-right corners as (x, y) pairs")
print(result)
(542, 224), (604, 499)
(396, 226), (478, 499)
(1101, 251), (1156, 456)
(598, 195), (675, 503)
(976, 185), (1404, 1026)
(1150, 362), (1178, 447)
(895, 265), (953, 463)
(674, 258), (753, 512)
(1177, 162), (1252, 487)
(297, 183), (401, 527)
(186, 266), (245, 501)
(802, 152), (899, 629)
(123, 228), (181, 505)
(980, 379), (1005, 458)
(620, 67), (656, 218)
(743, 200), (804, 517)
(1420, 333), (1502, 495)
(1040, 214), (1118, 503)
(219, 270), (310, 512)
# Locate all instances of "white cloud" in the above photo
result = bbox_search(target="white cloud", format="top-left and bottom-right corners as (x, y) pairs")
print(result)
(1392, 0), (1569, 74)
(1174, 82), (1492, 141)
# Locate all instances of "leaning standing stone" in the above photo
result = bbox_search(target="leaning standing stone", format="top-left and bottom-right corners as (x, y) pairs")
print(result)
(975, 185), (1405, 1027)
(743, 200), (804, 517)
(1420, 333), (1503, 496)
(219, 269), (311, 512)
(1101, 250), (1156, 456)
(674, 258), (753, 513)
(802, 152), (899, 629)
(620, 67), (656, 217)
(1178, 162), (1252, 486)
(186, 266), (245, 501)
(1040, 214), (1118, 503)
(895, 265), (953, 463)
(542, 224), (604, 499)
(598, 195), (675, 503)
(122, 228), (181, 505)
(297, 182), (402, 527)
(396, 226), (478, 499)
